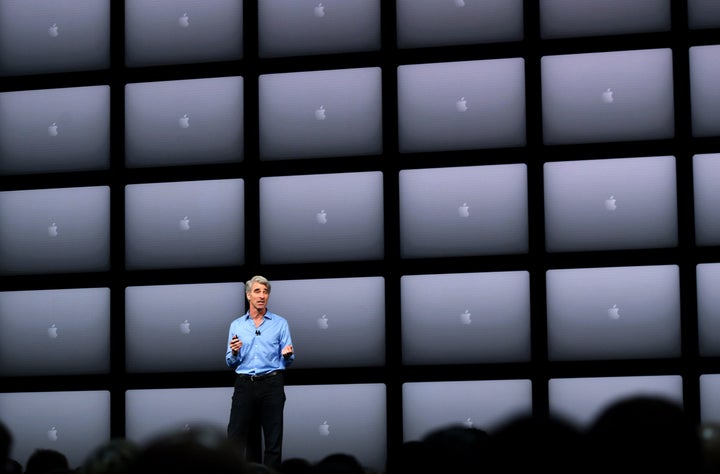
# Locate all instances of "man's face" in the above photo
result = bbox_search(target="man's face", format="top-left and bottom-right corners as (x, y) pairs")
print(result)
(247, 282), (270, 310)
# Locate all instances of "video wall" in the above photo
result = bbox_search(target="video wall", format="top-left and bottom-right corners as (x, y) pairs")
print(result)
(1, 1), (720, 471)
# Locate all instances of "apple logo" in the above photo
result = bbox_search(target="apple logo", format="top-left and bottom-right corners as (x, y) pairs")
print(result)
(183, 423), (191, 431)
(48, 222), (59, 237)
(47, 323), (58, 339)
(179, 216), (190, 231)
(608, 304), (620, 320)
(314, 3), (325, 18)
(180, 320), (191, 335)
(605, 194), (617, 211)
(179, 12), (190, 28)
(460, 309), (472, 325)
(179, 113), (190, 129)
(463, 417), (473, 428)
(456, 96), (468, 112)
(602, 88), (614, 104)
(454, 0), (466, 7)
(48, 122), (58, 137)
(47, 426), (58, 442)
(458, 202), (470, 218)
(315, 105), (326, 121)
(318, 421), (330, 436)
(317, 314), (329, 330)
(48, 23), (59, 38)
(316, 209), (327, 224)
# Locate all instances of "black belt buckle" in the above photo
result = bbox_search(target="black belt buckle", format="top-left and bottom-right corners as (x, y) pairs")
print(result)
(247, 370), (278, 382)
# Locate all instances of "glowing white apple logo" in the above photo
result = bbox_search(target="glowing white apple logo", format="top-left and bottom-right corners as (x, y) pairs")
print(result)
(316, 209), (327, 224)
(48, 222), (58, 237)
(608, 304), (620, 320)
(458, 202), (470, 218)
(463, 417), (473, 428)
(179, 113), (190, 129)
(48, 122), (58, 137)
(315, 105), (326, 121)
(180, 320), (191, 335)
(605, 194), (617, 211)
(318, 421), (330, 436)
(456, 96), (468, 112)
(179, 12), (190, 28)
(179, 216), (190, 231)
(47, 323), (58, 339)
(314, 3), (325, 17)
(602, 88), (614, 104)
(317, 314), (329, 330)
(460, 309), (472, 325)
(47, 426), (58, 441)
(48, 23), (59, 38)
(454, 0), (466, 7)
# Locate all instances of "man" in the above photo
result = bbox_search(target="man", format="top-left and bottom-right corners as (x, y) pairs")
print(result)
(226, 275), (294, 469)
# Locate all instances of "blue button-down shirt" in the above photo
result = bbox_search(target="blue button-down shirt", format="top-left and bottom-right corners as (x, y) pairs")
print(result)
(225, 310), (294, 375)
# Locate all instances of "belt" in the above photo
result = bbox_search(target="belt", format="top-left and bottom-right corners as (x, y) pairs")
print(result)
(237, 370), (280, 382)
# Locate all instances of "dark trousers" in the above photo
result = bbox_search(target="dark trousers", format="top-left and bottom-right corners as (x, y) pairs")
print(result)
(227, 372), (286, 469)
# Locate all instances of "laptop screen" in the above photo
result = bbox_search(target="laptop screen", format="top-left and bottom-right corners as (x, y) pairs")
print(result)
(700, 374), (720, 424)
(399, 164), (528, 258)
(259, 171), (384, 264)
(402, 379), (533, 441)
(0, 186), (110, 276)
(258, 0), (381, 58)
(543, 155), (678, 253)
(0, 390), (111, 469)
(687, 0), (720, 30)
(397, 58), (526, 153)
(124, 77), (244, 168)
(124, 0), (243, 68)
(539, 0), (671, 39)
(125, 179), (244, 270)
(546, 264), (681, 361)
(0, 0), (110, 76)
(125, 387), (234, 445)
(258, 67), (383, 161)
(693, 154), (720, 246)
(268, 277), (385, 369)
(283, 383), (387, 472)
(125, 282), (245, 373)
(541, 48), (675, 145)
(697, 263), (720, 357)
(548, 375), (683, 429)
(0, 288), (110, 376)
(401, 271), (531, 365)
(395, 0), (523, 49)
(0, 86), (110, 175)
(689, 45), (720, 138)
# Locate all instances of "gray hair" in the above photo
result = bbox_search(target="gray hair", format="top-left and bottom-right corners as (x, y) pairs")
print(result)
(245, 275), (271, 294)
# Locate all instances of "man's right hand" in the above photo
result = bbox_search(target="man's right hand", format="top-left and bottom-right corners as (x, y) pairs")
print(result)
(230, 334), (242, 356)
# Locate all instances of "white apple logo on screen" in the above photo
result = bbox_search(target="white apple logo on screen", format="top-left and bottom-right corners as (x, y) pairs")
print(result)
(47, 323), (58, 339)
(179, 216), (190, 231)
(460, 309), (472, 325)
(48, 122), (58, 137)
(48, 23), (59, 38)
(180, 320), (191, 335)
(608, 304), (620, 320)
(315, 105), (326, 121)
(48, 222), (58, 237)
(463, 417), (473, 428)
(456, 97), (468, 112)
(179, 13), (190, 28)
(605, 194), (617, 211)
(458, 202), (470, 218)
(316, 210), (327, 224)
(183, 423), (191, 431)
(47, 426), (58, 441)
(602, 88), (614, 104)
(317, 314), (329, 330)
(314, 3), (325, 18)
(318, 421), (330, 436)
(179, 114), (190, 129)
(454, 0), (466, 7)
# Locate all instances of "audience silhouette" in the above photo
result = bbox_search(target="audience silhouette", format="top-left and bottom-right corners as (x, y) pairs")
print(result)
(0, 394), (713, 474)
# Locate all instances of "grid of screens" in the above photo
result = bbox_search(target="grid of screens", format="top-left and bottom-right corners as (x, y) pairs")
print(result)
(1, 1), (719, 471)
